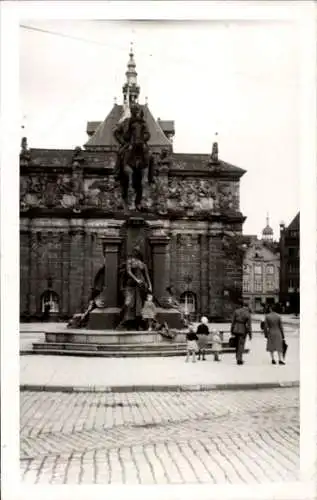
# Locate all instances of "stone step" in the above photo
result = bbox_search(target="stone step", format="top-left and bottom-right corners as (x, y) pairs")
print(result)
(28, 342), (248, 357)
(24, 347), (248, 358)
(33, 341), (231, 351)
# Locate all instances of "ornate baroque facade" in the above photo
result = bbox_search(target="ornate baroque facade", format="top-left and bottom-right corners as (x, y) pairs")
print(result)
(20, 50), (246, 321)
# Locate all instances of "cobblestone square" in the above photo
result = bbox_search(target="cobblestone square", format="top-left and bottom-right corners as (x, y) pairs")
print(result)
(20, 387), (299, 484)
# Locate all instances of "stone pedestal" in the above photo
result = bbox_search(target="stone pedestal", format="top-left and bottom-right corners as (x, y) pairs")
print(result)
(87, 235), (122, 330)
(87, 307), (121, 330)
(155, 308), (184, 329)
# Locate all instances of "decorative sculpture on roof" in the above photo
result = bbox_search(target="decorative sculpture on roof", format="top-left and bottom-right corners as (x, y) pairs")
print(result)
(72, 146), (85, 167)
(20, 137), (31, 165)
(210, 141), (219, 163)
(113, 103), (154, 212)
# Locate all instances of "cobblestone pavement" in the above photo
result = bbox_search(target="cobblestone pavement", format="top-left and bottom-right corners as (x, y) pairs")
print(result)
(20, 387), (299, 484)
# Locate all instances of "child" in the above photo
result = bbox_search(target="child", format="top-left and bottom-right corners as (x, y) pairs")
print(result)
(186, 324), (198, 363)
(210, 328), (222, 362)
(196, 316), (210, 361)
(141, 294), (157, 331)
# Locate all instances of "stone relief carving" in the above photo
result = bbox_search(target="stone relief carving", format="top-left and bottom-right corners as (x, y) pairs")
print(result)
(167, 178), (216, 212)
(20, 176), (45, 210)
(20, 170), (240, 215)
(217, 182), (239, 211)
(85, 176), (122, 211)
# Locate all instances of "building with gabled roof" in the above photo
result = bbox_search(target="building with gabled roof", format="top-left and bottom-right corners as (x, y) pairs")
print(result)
(20, 47), (247, 322)
(242, 220), (280, 312)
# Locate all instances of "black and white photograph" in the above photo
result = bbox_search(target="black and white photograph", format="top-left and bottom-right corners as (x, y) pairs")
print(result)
(1, 1), (316, 499)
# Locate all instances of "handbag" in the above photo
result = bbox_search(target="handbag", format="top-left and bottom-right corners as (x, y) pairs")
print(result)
(229, 335), (237, 348)
(282, 339), (288, 358)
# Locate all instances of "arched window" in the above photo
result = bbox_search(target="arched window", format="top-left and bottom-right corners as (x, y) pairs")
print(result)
(180, 291), (197, 318)
(41, 290), (60, 314)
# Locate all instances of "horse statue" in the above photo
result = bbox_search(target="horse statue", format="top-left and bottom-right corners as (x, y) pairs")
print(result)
(113, 104), (154, 212)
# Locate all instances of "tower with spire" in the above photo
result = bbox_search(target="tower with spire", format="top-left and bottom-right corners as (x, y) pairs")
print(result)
(262, 213), (273, 241)
(122, 43), (140, 107)
(85, 45), (173, 152)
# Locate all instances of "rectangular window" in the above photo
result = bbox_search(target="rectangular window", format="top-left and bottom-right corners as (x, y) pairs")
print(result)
(288, 247), (298, 257)
(288, 263), (299, 273)
(266, 265), (274, 274)
(288, 279), (294, 291)
(254, 264), (262, 275)
(243, 280), (249, 292)
(254, 280), (262, 292)
(266, 281), (274, 291)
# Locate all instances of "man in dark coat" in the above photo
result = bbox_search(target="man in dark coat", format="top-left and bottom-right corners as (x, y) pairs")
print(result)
(231, 300), (252, 365)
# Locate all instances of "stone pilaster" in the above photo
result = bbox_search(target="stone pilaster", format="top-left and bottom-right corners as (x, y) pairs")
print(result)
(20, 226), (31, 316)
(149, 235), (170, 304)
(68, 220), (85, 314)
(100, 236), (122, 307)
(207, 227), (224, 318)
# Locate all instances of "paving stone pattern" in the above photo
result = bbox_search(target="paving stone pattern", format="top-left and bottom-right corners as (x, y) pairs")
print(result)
(20, 388), (299, 484)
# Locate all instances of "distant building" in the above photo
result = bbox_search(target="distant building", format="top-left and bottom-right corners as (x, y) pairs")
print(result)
(242, 216), (280, 312)
(279, 213), (300, 314)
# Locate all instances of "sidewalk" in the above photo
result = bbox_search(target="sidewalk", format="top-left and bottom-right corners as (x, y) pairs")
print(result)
(20, 335), (299, 392)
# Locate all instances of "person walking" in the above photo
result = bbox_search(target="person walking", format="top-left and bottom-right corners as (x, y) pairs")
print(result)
(231, 300), (252, 365)
(264, 304), (286, 365)
(196, 316), (210, 360)
(186, 324), (198, 363)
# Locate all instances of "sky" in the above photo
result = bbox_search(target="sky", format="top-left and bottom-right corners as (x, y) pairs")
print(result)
(20, 19), (300, 238)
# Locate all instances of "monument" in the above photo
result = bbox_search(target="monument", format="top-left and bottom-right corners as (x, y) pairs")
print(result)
(20, 47), (247, 337)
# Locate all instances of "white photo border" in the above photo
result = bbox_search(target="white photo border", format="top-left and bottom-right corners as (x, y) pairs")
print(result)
(1, 1), (316, 499)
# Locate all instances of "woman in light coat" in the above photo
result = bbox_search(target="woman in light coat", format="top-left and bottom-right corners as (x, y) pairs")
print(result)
(264, 304), (285, 365)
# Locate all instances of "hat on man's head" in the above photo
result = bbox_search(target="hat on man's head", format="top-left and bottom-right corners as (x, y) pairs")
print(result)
(201, 316), (208, 324)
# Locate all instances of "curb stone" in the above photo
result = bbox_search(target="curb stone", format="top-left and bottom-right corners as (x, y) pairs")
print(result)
(19, 381), (299, 393)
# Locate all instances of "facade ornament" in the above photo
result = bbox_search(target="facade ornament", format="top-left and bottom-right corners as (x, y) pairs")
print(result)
(210, 141), (219, 163)
(210, 133), (219, 164)
(20, 137), (31, 165)
(72, 146), (85, 167)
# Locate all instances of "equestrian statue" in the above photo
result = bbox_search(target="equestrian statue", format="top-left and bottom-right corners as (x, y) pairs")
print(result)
(113, 103), (154, 212)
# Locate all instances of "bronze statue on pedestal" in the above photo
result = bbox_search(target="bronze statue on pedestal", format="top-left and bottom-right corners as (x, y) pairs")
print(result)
(118, 247), (152, 330)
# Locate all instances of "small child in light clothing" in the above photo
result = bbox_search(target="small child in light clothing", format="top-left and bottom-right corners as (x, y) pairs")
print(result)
(210, 328), (222, 362)
(141, 294), (157, 331)
(186, 324), (198, 363)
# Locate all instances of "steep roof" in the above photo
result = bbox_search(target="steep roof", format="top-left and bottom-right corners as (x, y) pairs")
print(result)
(171, 153), (246, 177)
(84, 104), (172, 151)
(287, 212), (300, 231)
(157, 119), (175, 133)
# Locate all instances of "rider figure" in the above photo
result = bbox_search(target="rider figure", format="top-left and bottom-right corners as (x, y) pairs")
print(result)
(114, 104), (151, 211)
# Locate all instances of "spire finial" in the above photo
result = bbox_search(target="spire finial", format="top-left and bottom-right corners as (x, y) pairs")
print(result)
(114, 96), (117, 104)
(266, 212), (269, 226)
(130, 41), (134, 55)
